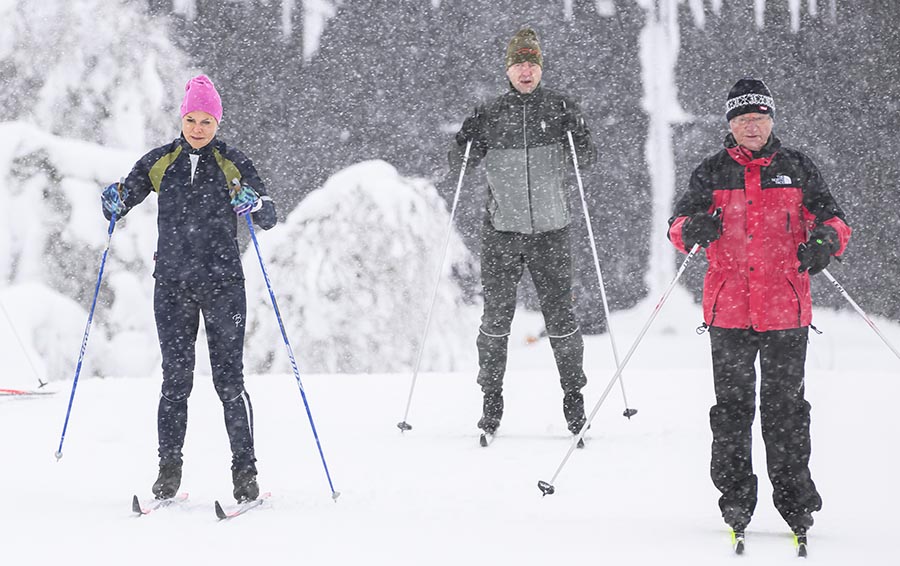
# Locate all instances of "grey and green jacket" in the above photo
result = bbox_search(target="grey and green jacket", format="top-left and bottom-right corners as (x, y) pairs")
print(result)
(451, 85), (596, 234)
(108, 136), (277, 283)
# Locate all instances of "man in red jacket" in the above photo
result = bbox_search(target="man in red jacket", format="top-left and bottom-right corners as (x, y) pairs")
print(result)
(667, 78), (851, 545)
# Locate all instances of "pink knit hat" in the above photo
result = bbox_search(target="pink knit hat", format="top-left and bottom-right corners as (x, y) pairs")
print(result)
(180, 74), (223, 122)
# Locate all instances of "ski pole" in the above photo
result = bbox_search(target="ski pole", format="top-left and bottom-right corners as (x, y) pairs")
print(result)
(0, 299), (48, 389)
(538, 212), (718, 496)
(55, 194), (121, 461)
(822, 268), (900, 362)
(397, 140), (472, 432)
(237, 181), (340, 501)
(566, 128), (636, 419)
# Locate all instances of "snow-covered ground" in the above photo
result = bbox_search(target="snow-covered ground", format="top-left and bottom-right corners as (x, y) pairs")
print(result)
(2, 284), (897, 565)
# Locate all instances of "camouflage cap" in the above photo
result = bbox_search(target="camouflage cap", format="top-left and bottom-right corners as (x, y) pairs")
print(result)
(505, 27), (542, 68)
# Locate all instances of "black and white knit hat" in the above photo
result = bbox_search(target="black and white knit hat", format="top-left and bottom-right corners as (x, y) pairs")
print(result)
(725, 78), (775, 121)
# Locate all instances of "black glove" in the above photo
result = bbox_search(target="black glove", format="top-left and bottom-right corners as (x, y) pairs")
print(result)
(681, 212), (722, 249)
(455, 110), (483, 146)
(561, 103), (585, 134)
(797, 225), (839, 275)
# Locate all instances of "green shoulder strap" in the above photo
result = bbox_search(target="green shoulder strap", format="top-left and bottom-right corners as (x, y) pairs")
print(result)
(148, 145), (183, 193)
(213, 147), (243, 196)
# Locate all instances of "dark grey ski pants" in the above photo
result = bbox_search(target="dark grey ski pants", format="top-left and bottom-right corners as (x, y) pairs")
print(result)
(708, 326), (821, 531)
(476, 221), (587, 425)
(154, 279), (256, 473)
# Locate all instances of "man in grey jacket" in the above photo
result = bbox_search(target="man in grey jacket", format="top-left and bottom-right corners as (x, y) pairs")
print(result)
(450, 27), (596, 441)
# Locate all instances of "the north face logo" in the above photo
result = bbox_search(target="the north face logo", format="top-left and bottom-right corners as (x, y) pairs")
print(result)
(771, 174), (792, 185)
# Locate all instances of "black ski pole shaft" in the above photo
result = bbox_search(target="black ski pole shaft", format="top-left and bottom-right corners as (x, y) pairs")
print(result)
(538, 240), (706, 496)
(822, 268), (900, 362)
(397, 140), (472, 432)
(239, 185), (340, 501)
(55, 204), (119, 461)
(566, 129), (635, 418)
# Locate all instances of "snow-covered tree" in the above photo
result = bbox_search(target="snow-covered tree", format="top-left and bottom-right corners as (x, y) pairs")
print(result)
(244, 160), (478, 374)
(0, 0), (193, 150)
(0, 122), (160, 380)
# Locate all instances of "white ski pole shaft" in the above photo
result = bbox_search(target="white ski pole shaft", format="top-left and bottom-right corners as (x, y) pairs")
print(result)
(566, 129), (635, 418)
(539, 241), (703, 495)
(397, 141), (472, 431)
(822, 268), (900, 362)
(0, 300), (47, 388)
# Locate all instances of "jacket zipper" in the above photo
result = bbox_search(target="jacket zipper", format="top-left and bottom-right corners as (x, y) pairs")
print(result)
(523, 101), (535, 233)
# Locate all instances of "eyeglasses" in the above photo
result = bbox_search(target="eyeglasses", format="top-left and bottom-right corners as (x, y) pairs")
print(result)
(731, 115), (772, 127)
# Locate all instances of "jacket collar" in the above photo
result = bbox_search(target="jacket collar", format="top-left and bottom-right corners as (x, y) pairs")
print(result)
(179, 135), (218, 156)
(724, 133), (780, 166)
(506, 83), (543, 104)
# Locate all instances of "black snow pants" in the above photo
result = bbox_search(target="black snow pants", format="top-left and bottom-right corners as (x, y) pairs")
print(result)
(154, 279), (256, 473)
(476, 220), (587, 433)
(708, 326), (821, 532)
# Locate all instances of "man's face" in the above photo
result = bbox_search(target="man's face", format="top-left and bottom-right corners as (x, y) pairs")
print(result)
(506, 62), (542, 94)
(181, 111), (219, 149)
(729, 113), (773, 152)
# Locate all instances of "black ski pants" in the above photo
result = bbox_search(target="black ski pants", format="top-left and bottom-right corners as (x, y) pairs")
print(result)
(476, 221), (587, 430)
(708, 326), (821, 531)
(154, 279), (256, 473)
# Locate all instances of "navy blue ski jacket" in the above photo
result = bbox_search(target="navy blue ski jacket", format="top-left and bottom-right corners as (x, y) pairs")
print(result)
(108, 136), (277, 282)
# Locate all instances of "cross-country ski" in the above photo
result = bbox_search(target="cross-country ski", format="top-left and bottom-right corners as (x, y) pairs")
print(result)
(131, 493), (189, 516)
(214, 493), (271, 521)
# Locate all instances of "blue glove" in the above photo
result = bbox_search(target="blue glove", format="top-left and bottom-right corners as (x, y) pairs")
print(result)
(230, 184), (261, 216)
(101, 183), (128, 217)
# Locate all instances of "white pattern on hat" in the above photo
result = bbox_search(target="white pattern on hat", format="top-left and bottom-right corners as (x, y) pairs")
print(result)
(726, 93), (776, 113)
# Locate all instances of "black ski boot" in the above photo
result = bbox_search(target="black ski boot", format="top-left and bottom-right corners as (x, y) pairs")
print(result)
(564, 389), (586, 434)
(233, 466), (259, 503)
(152, 460), (182, 500)
(477, 389), (503, 434)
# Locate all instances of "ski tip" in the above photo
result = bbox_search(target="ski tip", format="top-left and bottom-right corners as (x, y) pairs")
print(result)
(623, 408), (638, 419)
(479, 434), (488, 447)
(576, 437), (585, 449)
(731, 530), (745, 555)
(537, 480), (555, 496)
(794, 533), (808, 558)
(397, 421), (412, 432)
(132, 494), (142, 515)
(214, 500), (227, 520)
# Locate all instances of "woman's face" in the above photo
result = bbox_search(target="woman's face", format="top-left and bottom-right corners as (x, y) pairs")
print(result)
(181, 111), (219, 149)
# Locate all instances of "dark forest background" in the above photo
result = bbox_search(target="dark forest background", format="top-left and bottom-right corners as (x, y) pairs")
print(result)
(147, 0), (900, 329)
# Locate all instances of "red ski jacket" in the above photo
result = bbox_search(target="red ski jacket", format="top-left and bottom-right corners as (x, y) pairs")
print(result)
(668, 134), (851, 331)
